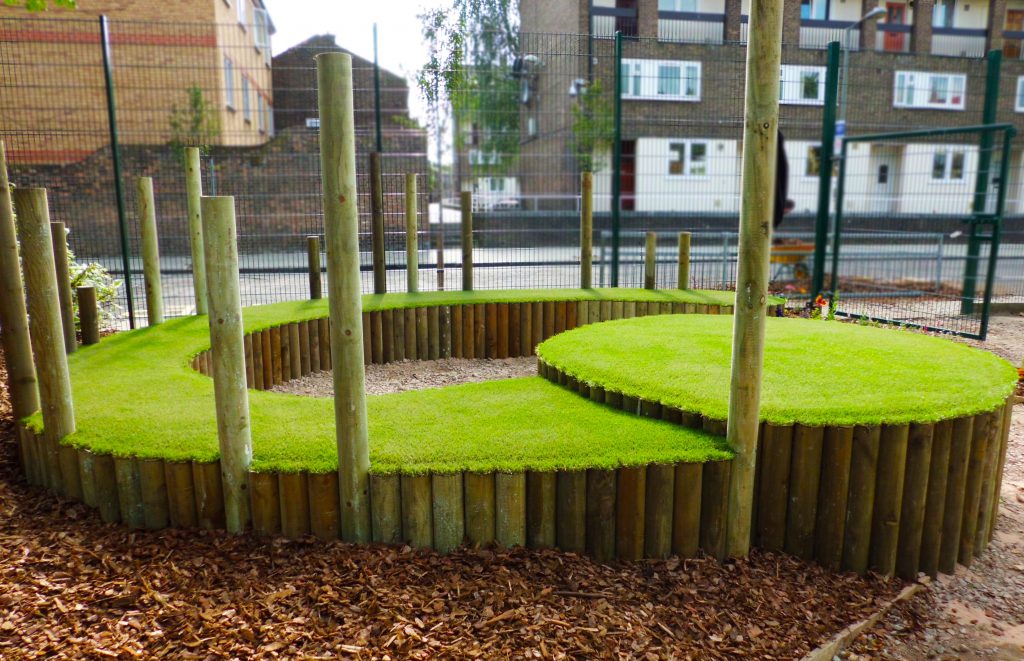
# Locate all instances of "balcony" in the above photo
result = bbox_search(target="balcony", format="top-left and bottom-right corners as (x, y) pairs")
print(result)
(875, 23), (911, 53)
(658, 11), (724, 44)
(800, 20), (860, 50)
(931, 27), (987, 57)
(592, 5), (639, 39)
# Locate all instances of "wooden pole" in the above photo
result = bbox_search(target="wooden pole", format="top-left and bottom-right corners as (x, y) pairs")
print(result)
(307, 235), (322, 300)
(318, 52), (371, 543)
(77, 286), (100, 345)
(200, 195), (253, 533)
(406, 173), (419, 294)
(461, 190), (473, 291)
(15, 189), (75, 447)
(0, 141), (40, 421)
(580, 171), (593, 289)
(677, 231), (691, 289)
(49, 222), (76, 353)
(370, 152), (386, 294)
(644, 232), (657, 289)
(136, 176), (163, 325)
(184, 147), (208, 315)
(724, 0), (784, 558)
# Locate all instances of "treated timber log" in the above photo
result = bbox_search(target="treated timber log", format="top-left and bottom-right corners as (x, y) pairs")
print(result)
(382, 310), (395, 363)
(417, 308), (428, 359)
(288, 323), (301, 380)
(138, 458), (169, 530)
(896, 423), (934, 580)
(462, 305), (475, 359)
(309, 318), (321, 372)
(474, 304), (486, 358)
(299, 321), (311, 375)
(93, 453), (120, 524)
(939, 415), (974, 574)
(370, 312), (383, 364)
(495, 472), (526, 548)
(77, 448), (96, 507)
(644, 232), (657, 289)
(243, 334), (255, 389)
(580, 171), (593, 289)
(184, 147), (208, 313)
(370, 152), (386, 294)
(701, 460), (731, 561)
(785, 424), (824, 560)
(432, 473), (465, 554)
(977, 405), (1006, 554)
(532, 302), (544, 350)
(307, 235), (322, 300)
(814, 426), (854, 571)
(988, 401), (1014, 543)
(58, 445), (82, 501)
(486, 303), (498, 358)
(509, 304), (521, 357)
(401, 474), (432, 548)
(452, 305), (464, 358)
(261, 330), (273, 386)
(756, 423), (793, 551)
(586, 469), (616, 561)
(114, 457), (145, 529)
(497, 304), (509, 358)
(919, 420), (953, 577)
(405, 173), (418, 294)
(461, 191), (473, 291)
(308, 472), (340, 540)
(192, 460), (225, 530)
(677, 232), (691, 289)
(843, 425), (880, 574)
(250, 471), (281, 536)
(464, 472), (496, 547)
(49, 222), (76, 353)
(252, 331), (265, 390)
(555, 471), (586, 554)
(439, 306), (452, 359)
(644, 463), (674, 558)
(164, 461), (198, 528)
(526, 471), (556, 549)
(404, 308), (416, 360)
(428, 307), (440, 360)
(319, 318), (331, 370)
(370, 474), (402, 543)
(869, 424), (909, 577)
(280, 324), (292, 379)
(270, 327), (282, 385)
(392, 307), (405, 361)
(673, 463), (702, 558)
(960, 412), (996, 566)
(279, 472), (311, 538)
(137, 177), (164, 326)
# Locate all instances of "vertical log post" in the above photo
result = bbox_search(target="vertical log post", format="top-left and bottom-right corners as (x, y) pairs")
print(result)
(49, 222), (76, 353)
(15, 189), (75, 460)
(724, 0), (784, 558)
(644, 232), (657, 290)
(370, 151), (386, 294)
(461, 190), (473, 291)
(0, 141), (40, 421)
(307, 235), (322, 299)
(580, 171), (593, 289)
(406, 173), (419, 293)
(77, 286), (100, 345)
(678, 231), (691, 289)
(200, 195), (253, 533)
(318, 52), (372, 543)
(136, 176), (163, 326)
(184, 147), (208, 315)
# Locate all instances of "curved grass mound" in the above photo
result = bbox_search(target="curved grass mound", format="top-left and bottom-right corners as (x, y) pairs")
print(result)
(27, 290), (736, 474)
(537, 315), (1017, 426)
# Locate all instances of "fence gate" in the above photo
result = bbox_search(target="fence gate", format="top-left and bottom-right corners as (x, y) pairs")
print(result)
(827, 123), (1015, 340)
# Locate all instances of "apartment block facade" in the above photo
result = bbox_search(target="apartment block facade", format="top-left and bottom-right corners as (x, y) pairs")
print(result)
(516, 0), (1024, 217)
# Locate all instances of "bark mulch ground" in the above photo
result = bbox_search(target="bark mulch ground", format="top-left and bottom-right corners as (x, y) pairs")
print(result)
(0, 353), (907, 659)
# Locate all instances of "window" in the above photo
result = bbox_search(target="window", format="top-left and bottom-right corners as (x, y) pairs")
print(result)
(266, 103), (274, 136)
(241, 76), (251, 122)
(469, 150), (500, 166)
(780, 65), (826, 105)
(237, 0), (247, 26)
(1016, 77), (1024, 112)
(933, 0), (954, 28)
(659, 0), (697, 11)
(223, 57), (235, 109)
(667, 141), (708, 177)
(489, 178), (505, 192)
(932, 150), (966, 180)
(254, 8), (267, 52)
(257, 95), (265, 134)
(894, 71), (965, 110)
(801, 0), (827, 20)
(621, 59), (701, 101)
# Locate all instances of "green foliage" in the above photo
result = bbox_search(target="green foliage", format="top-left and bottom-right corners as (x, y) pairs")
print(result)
(3, 0), (75, 10)
(168, 85), (219, 162)
(67, 247), (121, 331)
(571, 79), (615, 173)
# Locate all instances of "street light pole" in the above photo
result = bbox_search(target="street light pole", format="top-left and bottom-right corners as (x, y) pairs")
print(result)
(838, 7), (886, 126)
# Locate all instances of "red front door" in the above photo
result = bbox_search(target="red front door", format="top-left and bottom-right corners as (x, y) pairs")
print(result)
(884, 3), (906, 52)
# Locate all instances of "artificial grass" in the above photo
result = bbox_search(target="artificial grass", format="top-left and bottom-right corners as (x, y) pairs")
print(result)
(537, 315), (1018, 427)
(29, 290), (736, 474)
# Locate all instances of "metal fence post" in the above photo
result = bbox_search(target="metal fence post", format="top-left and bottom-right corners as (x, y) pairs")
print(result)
(961, 49), (1001, 315)
(978, 128), (1014, 340)
(99, 15), (136, 329)
(610, 30), (623, 288)
(811, 41), (841, 298)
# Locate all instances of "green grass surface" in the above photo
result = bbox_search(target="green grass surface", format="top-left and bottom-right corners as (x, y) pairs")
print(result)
(537, 315), (1017, 426)
(30, 290), (736, 474)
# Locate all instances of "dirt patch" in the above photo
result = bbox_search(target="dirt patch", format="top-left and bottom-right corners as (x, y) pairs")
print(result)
(272, 356), (539, 397)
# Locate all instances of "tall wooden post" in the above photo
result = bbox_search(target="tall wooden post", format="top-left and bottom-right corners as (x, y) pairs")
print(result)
(201, 195), (252, 533)
(50, 222), (76, 353)
(185, 147), (208, 315)
(406, 173), (419, 293)
(724, 0), (784, 558)
(461, 190), (473, 291)
(0, 141), (40, 420)
(580, 172), (593, 289)
(370, 152), (386, 294)
(15, 189), (75, 442)
(77, 286), (100, 345)
(307, 235), (322, 300)
(678, 231), (691, 289)
(318, 52), (371, 543)
(644, 232), (657, 290)
(136, 176), (163, 325)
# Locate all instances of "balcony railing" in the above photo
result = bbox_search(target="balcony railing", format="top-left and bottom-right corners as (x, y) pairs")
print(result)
(931, 26), (986, 57)
(740, 14), (748, 43)
(592, 6), (639, 39)
(657, 10), (724, 44)
(875, 23), (912, 53)
(800, 19), (860, 50)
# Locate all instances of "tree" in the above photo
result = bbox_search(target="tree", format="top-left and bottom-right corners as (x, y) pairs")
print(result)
(3, 0), (76, 9)
(168, 85), (219, 162)
(571, 79), (615, 173)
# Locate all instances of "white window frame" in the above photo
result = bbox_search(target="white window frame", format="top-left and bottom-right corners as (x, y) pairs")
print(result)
(223, 56), (236, 110)
(666, 140), (709, 178)
(931, 149), (966, 181)
(257, 94), (266, 134)
(659, 0), (697, 11)
(237, 0), (247, 27)
(241, 76), (251, 122)
(894, 71), (966, 110)
(621, 58), (701, 102)
(1016, 77), (1024, 113)
(780, 65), (826, 106)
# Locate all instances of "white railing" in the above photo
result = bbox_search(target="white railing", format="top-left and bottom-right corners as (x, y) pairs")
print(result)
(800, 25), (859, 50)
(931, 32), (986, 58)
(658, 17), (724, 44)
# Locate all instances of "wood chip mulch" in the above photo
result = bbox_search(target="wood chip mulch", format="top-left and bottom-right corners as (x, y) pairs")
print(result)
(0, 356), (904, 659)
